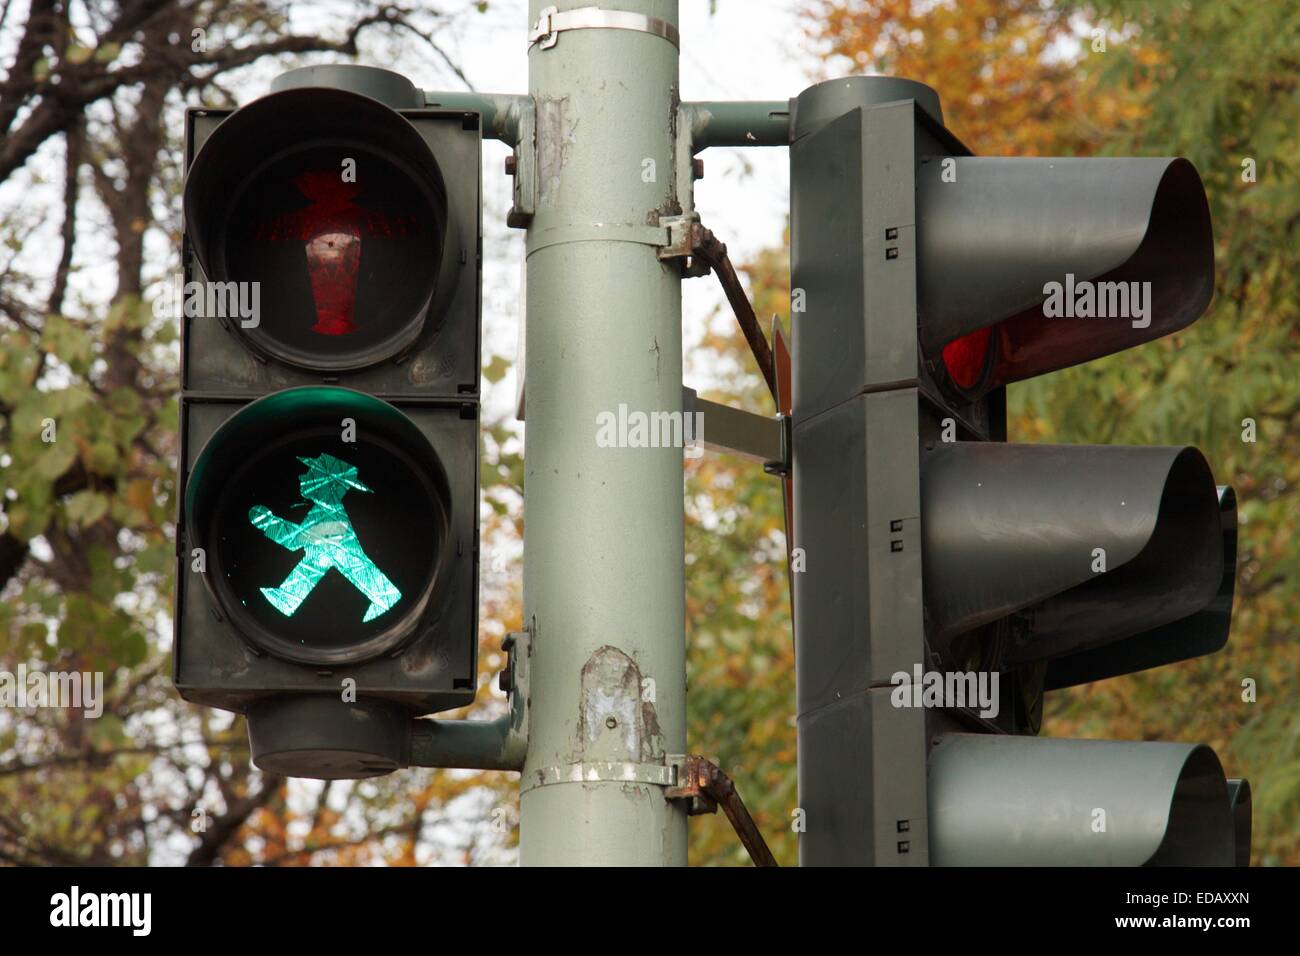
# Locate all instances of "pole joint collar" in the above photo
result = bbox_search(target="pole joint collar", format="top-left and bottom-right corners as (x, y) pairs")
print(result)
(529, 5), (680, 51)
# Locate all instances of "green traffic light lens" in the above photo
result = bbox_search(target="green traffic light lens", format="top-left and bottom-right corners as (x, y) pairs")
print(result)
(216, 437), (430, 643)
(186, 387), (453, 665)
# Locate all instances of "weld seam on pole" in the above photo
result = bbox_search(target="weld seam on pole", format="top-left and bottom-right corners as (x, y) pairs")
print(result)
(525, 223), (670, 257)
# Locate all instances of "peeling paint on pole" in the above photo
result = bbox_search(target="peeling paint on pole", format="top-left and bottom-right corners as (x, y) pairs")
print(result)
(535, 96), (574, 205)
(579, 646), (664, 763)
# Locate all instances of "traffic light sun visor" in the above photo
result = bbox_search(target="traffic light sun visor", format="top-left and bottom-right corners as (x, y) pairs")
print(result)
(921, 157), (1214, 399)
(922, 443), (1225, 657)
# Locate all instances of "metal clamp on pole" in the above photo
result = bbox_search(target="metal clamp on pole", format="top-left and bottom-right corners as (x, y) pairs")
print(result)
(522, 760), (678, 792)
(518, 750), (778, 866)
(529, 5), (680, 50)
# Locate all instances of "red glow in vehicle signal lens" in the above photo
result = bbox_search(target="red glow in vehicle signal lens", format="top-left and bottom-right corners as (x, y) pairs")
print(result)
(942, 326), (993, 392)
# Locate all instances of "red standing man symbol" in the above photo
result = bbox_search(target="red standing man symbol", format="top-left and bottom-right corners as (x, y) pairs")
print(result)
(255, 169), (417, 335)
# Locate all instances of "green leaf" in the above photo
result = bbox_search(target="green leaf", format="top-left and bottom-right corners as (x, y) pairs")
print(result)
(41, 314), (95, 373)
(89, 439), (118, 473)
(114, 630), (148, 667)
(32, 440), (77, 481)
(19, 620), (48, 646)
(65, 490), (109, 527)
(87, 714), (128, 749)
(483, 354), (510, 384)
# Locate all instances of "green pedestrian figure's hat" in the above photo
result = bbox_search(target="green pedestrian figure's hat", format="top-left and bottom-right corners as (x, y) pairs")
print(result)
(296, 452), (373, 498)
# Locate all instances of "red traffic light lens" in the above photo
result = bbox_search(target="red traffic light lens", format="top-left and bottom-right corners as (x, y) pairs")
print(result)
(226, 145), (442, 365)
(184, 87), (455, 372)
(940, 325), (993, 392)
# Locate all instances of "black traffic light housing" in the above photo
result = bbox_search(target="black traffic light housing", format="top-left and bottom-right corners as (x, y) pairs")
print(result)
(789, 76), (1244, 865)
(178, 389), (477, 706)
(173, 67), (482, 779)
(181, 75), (482, 393)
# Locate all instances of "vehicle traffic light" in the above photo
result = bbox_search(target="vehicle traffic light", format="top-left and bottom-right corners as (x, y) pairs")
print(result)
(173, 66), (483, 779)
(789, 76), (1246, 865)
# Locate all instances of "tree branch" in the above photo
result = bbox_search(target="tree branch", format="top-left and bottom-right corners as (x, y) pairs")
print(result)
(185, 774), (284, 866)
(47, 116), (84, 316)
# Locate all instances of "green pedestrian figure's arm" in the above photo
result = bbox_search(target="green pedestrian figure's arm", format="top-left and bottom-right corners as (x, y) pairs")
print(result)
(249, 505), (305, 550)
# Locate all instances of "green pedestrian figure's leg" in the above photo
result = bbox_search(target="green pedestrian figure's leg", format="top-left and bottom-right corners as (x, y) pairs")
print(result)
(333, 549), (401, 622)
(261, 558), (329, 617)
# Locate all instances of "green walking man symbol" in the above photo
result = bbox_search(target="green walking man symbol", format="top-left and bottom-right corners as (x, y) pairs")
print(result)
(249, 453), (401, 622)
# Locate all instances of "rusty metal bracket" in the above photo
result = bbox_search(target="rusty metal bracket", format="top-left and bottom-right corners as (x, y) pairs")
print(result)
(660, 219), (778, 399)
(666, 754), (779, 867)
(657, 213), (710, 276)
(692, 228), (778, 400)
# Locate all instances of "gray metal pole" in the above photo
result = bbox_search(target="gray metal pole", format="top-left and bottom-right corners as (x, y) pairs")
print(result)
(520, 1), (688, 865)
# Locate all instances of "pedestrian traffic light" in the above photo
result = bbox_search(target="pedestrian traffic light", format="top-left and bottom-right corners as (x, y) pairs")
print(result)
(185, 388), (463, 666)
(173, 66), (482, 779)
(789, 76), (1246, 865)
(180, 66), (479, 388)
